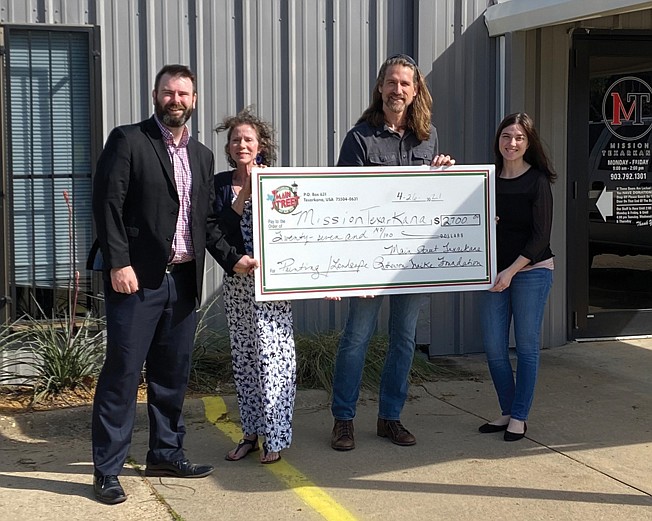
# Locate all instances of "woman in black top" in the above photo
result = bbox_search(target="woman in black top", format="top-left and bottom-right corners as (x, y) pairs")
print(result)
(478, 113), (555, 441)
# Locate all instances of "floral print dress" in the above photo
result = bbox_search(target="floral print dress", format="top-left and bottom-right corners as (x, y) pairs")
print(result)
(222, 195), (296, 452)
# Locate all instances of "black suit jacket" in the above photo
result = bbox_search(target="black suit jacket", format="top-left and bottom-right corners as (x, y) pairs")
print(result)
(89, 116), (241, 301)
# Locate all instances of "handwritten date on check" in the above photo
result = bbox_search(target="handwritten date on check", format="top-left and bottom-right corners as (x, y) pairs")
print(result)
(251, 165), (496, 301)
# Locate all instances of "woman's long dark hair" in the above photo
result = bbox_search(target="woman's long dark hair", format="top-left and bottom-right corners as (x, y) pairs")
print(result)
(493, 112), (556, 183)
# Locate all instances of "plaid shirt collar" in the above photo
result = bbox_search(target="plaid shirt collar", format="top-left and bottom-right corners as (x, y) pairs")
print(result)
(154, 114), (190, 148)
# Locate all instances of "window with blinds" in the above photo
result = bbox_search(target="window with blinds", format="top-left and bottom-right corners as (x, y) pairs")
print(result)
(6, 28), (94, 318)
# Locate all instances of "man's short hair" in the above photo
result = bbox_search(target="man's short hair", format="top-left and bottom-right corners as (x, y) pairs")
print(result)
(154, 64), (196, 93)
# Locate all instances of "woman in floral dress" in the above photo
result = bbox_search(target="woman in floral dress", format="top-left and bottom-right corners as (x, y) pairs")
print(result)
(214, 107), (295, 463)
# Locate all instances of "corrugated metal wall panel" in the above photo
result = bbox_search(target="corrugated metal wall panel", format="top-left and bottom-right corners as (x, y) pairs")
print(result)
(535, 25), (570, 349)
(0, 0), (95, 23)
(6, 1), (652, 349)
(97, 0), (148, 133)
(0, 1), (36, 23)
(191, 0), (421, 336)
(416, 0), (497, 354)
(0, 1), (530, 353)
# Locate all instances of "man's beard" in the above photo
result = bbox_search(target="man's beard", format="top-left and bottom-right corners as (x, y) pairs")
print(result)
(155, 100), (194, 127)
(385, 96), (407, 114)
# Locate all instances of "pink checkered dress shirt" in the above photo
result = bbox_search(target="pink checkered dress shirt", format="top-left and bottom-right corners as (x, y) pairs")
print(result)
(155, 115), (195, 264)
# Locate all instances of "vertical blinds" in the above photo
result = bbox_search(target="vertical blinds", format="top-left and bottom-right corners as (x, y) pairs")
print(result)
(8, 30), (92, 290)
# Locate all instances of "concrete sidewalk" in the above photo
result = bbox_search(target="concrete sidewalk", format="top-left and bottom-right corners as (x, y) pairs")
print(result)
(0, 339), (650, 520)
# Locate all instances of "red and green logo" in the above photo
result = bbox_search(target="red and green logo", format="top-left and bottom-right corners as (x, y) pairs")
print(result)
(270, 183), (300, 214)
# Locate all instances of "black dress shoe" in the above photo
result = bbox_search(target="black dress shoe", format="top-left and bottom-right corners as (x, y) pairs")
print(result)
(504, 422), (527, 442)
(145, 458), (214, 478)
(93, 474), (127, 505)
(478, 422), (508, 433)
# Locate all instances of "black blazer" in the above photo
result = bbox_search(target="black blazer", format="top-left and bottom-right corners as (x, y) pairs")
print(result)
(89, 116), (241, 301)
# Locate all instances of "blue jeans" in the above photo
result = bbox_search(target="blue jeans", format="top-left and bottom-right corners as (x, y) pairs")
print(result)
(480, 268), (553, 421)
(331, 294), (426, 421)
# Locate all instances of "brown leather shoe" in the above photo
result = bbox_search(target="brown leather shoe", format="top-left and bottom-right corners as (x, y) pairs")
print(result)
(376, 418), (416, 446)
(331, 419), (355, 451)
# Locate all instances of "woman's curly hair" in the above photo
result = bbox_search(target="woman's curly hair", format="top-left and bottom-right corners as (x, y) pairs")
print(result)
(215, 106), (277, 168)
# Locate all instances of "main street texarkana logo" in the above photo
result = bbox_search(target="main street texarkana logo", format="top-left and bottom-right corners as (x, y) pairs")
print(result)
(270, 182), (300, 214)
(602, 76), (652, 141)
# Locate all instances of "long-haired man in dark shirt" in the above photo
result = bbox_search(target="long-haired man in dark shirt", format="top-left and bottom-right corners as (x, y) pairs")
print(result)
(330, 54), (455, 450)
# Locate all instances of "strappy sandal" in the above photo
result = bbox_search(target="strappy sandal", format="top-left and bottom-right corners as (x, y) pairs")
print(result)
(260, 442), (282, 464)
(224, 436), (259, 461)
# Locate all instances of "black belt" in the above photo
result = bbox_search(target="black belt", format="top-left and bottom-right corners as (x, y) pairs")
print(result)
(166, 261), (193, 273)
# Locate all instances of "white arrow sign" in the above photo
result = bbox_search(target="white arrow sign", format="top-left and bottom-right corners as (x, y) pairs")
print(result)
(596, 187), (613, 222)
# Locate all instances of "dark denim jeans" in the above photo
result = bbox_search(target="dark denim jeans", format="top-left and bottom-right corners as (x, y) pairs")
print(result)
(480, 268), (553, 421)
(331, 294), (426, 421)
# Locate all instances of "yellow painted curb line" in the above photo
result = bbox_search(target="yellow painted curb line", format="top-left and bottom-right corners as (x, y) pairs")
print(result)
(203, 396), (358, 521)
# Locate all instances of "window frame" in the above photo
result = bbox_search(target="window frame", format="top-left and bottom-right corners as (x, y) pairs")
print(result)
(1, 24), (103, 322)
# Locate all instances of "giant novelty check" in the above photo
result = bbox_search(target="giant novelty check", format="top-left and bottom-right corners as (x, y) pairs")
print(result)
(251, 165), (496, 301)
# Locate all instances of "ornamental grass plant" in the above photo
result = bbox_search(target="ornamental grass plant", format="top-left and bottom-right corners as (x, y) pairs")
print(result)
(189, 300), (472, 395)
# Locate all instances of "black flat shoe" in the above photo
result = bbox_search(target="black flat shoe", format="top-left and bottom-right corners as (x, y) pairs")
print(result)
(504, 422), (527, 442)
(478, 422), (508, 434)
(145, 458), (214, 478)
(93, 474), (127, 505)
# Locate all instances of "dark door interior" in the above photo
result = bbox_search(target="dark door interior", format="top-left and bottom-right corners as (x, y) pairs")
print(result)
(569, 31), (652, 339)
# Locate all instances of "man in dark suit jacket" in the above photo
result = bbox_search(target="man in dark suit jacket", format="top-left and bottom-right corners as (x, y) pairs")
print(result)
(89, 64), (257, 505)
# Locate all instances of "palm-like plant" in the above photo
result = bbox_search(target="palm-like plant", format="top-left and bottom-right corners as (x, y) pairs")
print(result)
(1, 310), (105, 402)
